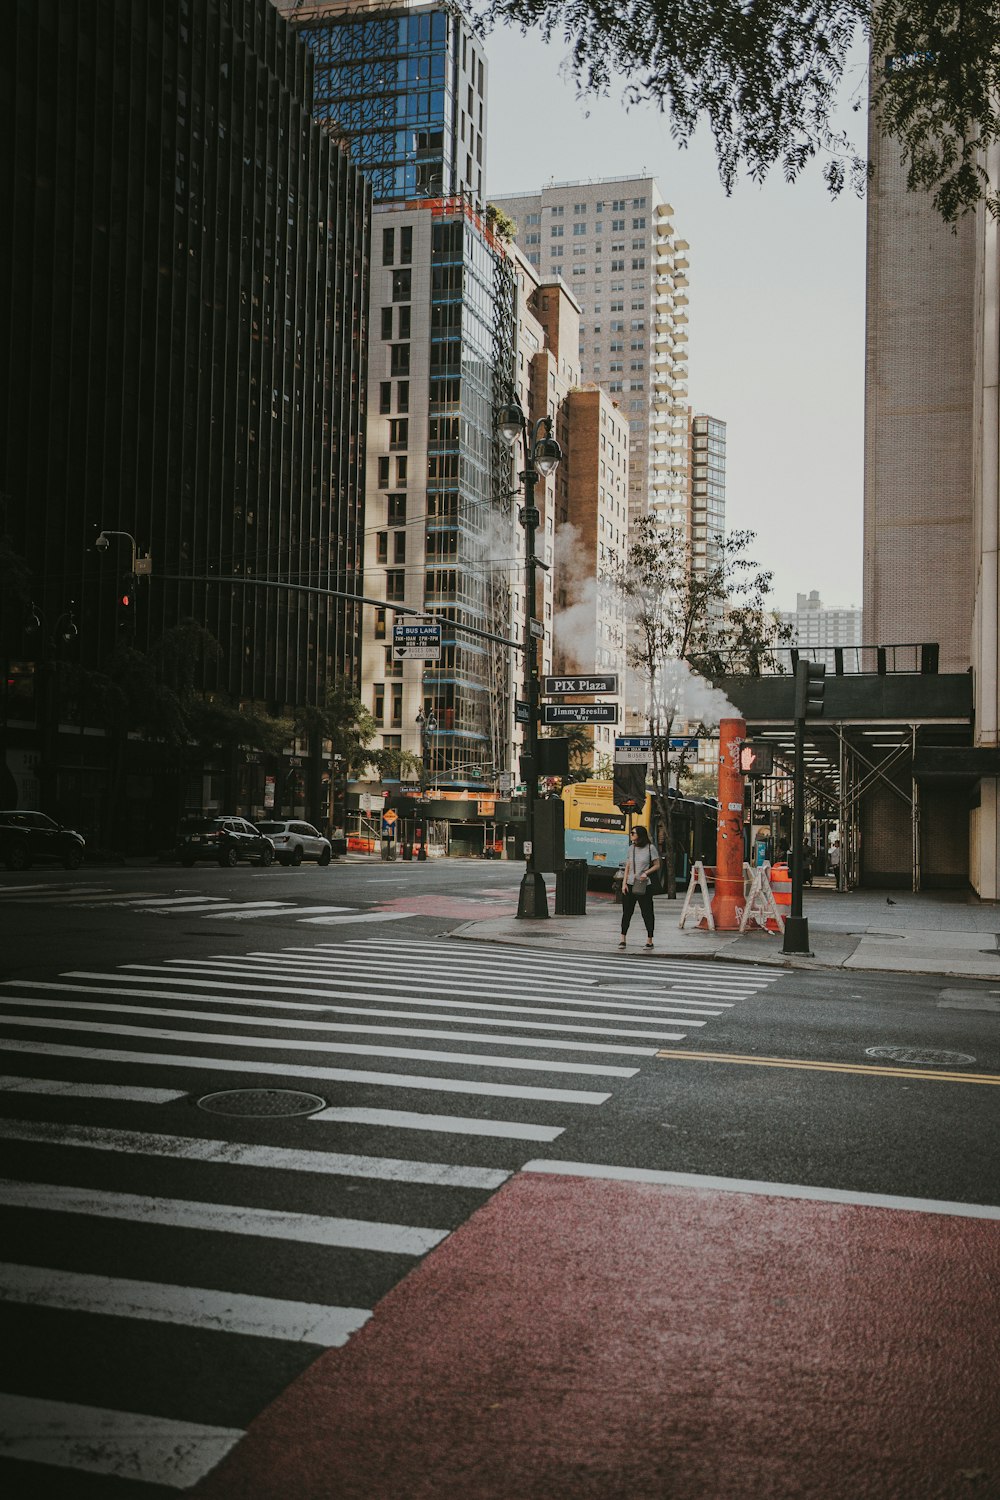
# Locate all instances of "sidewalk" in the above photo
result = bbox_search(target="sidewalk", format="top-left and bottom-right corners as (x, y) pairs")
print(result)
(454, 883), (1000, 980)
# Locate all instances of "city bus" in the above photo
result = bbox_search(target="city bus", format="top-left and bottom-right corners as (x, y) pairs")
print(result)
(561, 781), (719, 887)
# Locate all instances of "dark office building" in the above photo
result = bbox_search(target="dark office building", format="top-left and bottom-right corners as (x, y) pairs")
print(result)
(0, 0), (370, 841)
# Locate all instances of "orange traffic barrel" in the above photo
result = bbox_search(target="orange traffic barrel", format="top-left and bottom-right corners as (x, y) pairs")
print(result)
(770, 862), (792, 908)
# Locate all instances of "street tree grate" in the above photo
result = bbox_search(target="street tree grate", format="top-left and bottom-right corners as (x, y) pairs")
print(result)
(865, 1046), (975, 1067)
(196, 1088), (327, 1118)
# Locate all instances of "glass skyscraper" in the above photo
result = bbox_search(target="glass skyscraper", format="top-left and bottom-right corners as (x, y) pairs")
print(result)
(278, 1), (514, 790)
(275, 0), (485, 203)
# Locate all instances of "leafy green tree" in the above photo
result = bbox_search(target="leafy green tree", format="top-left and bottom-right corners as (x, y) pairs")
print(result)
(616, 517), (789, 896)
(467, 1), (1000, 220)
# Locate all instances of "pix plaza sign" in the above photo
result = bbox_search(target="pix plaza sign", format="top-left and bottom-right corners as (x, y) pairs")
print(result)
(543, 702), (619, 725)
(392, 619), (441, 660)
(543, 673), (619, 696)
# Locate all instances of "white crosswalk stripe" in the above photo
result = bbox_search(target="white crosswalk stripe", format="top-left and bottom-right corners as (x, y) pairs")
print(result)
(0, 934), (781, 1488)
(0, 883), (406, 924)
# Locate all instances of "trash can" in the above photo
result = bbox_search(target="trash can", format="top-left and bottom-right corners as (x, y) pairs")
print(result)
(554, 858), (588, 915)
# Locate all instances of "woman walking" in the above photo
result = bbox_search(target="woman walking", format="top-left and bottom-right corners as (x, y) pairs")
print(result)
(619, 826), (661, 950)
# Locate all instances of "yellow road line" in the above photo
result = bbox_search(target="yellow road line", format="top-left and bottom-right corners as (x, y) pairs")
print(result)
(655, 1049), (1000, 1085)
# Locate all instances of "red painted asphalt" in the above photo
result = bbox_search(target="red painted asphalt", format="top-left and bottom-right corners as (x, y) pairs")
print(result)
(192, 1173), (1000, 1499)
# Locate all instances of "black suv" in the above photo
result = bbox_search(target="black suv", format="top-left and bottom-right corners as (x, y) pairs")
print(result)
(177, 817), (275, 868)
(0, 811), (86, 871)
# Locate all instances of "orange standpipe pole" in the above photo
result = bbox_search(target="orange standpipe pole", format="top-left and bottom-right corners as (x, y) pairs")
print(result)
(711, 716), (747, 930)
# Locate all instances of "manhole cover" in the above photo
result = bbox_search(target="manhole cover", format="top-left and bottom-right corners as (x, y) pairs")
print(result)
(865, 1046), (975, 1067)
(196, 1088), (327, 1117)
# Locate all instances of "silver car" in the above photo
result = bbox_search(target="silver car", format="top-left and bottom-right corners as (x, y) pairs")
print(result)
(256, 819), (333, 867)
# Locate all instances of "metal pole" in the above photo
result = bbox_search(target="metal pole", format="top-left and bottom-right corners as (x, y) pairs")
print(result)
(782, 707), (812, 954)
(517, 461), (548, 919)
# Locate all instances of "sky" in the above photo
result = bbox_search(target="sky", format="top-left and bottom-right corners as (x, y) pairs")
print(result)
(482, 23), (869, 615)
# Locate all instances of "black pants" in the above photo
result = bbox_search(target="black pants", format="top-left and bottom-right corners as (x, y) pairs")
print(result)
(620, 888), (654, 938)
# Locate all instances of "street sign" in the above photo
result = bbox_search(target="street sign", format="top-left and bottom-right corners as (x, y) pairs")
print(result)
(543, 673), (619, 696)
(498, 771), (513, 795)
(514, 699), (532, 725)
(542, 702), (619, 725)
(614, 735), (699, 763)
(392, 621), (441, 660)
(381, 809), (398, 838)
(529, 618), (544, 640)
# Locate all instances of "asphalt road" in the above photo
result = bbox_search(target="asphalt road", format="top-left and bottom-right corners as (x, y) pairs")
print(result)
(1, 858), (997, 1496)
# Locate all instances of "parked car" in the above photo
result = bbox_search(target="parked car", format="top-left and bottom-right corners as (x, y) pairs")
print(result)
(177, 816), (275, 868)
(0, 810), (86, 871)
(255, 819), (333, 867)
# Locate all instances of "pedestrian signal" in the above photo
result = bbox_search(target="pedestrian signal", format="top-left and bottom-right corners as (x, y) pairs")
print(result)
(738, 741), (774, 777)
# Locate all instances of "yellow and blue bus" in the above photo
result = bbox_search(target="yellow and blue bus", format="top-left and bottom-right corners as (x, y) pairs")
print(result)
(561, 781), (718, 886)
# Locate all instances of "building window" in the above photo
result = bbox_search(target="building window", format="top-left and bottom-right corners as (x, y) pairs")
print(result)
(388, 493), (407, 525)
(377, 456), (390, 488)
(391, 685), (403, 727)
(392, 269), (411, 300)
(396, 381), (409, 413)
(400, 225), (412, 263)
(394, 531), (406, 564)
(385, 570), (405, 600)
(395, 455), (408, 486)
(374, 608), (387, 640)
(376, 531), (388, 564)
(390, 344), (410, 376)
(373, 684), (385, 721)
(551, 225), (564, 238)
(398, 305), (411, 338)
(379, 382), (392, 414)
(381, 306), (393, 339)
(382, 228), (394, 265)
(389, 418), (408, 449)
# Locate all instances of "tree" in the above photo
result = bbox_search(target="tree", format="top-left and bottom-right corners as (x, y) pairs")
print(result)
(616, 517), (789, 896)
(466, 1), (1000, 221)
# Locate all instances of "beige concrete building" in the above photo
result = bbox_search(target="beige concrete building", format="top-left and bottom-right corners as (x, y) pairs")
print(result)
(864, 101), (1000, 898)
(509, 255), (629, 769)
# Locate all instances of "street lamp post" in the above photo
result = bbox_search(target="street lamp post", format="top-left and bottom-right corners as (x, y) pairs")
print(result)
(496, 395), (563, 920)
(415, 707), (437, 861)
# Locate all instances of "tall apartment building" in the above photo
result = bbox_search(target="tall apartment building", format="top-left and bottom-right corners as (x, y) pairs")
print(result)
(864, 72), (999, 897)
(274, 0), (485, 203)
(780, 591), (862, 661)
(1, 0), (370, 840)
(360, 198), (515, 784)
(688, 413), (727, 580)
(491, 178), (691, 531)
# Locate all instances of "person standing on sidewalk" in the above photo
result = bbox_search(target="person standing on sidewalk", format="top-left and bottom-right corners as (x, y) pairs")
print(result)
(619, 826), (661, 949)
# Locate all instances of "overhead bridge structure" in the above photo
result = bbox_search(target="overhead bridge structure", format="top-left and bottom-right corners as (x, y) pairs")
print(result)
(711, 645), (997, 892)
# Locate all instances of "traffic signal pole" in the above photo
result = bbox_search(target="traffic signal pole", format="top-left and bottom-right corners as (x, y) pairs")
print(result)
(782, 708), (811, 954)
(782, 659), (825, 955)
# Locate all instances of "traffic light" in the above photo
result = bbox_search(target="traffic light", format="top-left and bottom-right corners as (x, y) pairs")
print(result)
(738, 741), (774, 777)
(794, 659), (826, 718)
(117, 571), (137, 628)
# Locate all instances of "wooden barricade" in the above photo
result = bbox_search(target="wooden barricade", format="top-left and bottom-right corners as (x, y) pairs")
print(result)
(739, 861), (785, 934)
(678, 861), (716, 930)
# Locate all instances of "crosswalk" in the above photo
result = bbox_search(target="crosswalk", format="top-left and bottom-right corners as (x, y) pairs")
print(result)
(0, 880), (416, 926)
(0, 938), (781, 1493)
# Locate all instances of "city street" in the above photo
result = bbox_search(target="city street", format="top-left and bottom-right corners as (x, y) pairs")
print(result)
(0, 859), (998, 1496)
